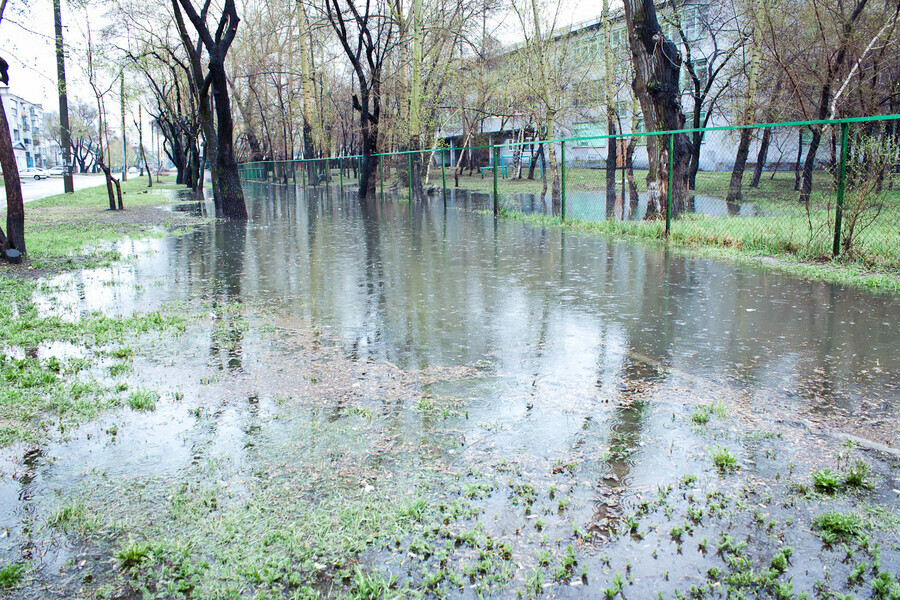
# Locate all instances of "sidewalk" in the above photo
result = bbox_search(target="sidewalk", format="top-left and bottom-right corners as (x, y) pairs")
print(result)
(1, 173), (109, 204)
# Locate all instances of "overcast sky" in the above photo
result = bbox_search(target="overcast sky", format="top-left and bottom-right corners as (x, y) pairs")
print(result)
(1, 0), (611, 110)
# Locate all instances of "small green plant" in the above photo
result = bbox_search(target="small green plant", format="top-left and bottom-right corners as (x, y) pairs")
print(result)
(842, 460), (872, 489)
(526, 567), (544, 595)
(709, 446), (738, 473)
(0, 563), (26, 588)
(116, 542), (152, 571)
(872, 571), (900, 599)
(848, 561), (867, 584)
(691, 407), (711, 425)
(812, 468), (841, 493)
(603, 572), (625, 598)
(350, 567), (397, 600)
(812, 511), (867, 545)
(770, 547), (791, 572)
(127, 389), (158, 411)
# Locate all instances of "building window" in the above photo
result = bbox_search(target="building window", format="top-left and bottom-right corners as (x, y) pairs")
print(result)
(681, 5), (708, 41)
(609, 27), (627, 49)
(13, 129), (19, 141)
(572, 122), (607, 148)
(682, 58), (708, 92)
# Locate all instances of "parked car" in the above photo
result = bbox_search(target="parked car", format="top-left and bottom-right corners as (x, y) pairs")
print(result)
(46, 166), (67, 176)
(19, 167), (50, 180)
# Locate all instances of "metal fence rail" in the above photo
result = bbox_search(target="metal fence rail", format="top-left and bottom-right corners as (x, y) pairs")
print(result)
(238, 116), (900, 269)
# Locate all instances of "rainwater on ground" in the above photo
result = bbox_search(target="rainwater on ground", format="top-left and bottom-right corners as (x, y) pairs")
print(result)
(1, 182), (898, 599)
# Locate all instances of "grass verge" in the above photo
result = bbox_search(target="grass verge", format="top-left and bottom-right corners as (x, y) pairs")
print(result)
(1, 176), (207, 272)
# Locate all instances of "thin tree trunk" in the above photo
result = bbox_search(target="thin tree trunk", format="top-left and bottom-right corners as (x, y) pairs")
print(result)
(626, 137), (639, 215)
(798, 0), (870, 205)
(726, 128), (753, 209)
(0, 94), (25, 253)
(750, 126), (771, 188)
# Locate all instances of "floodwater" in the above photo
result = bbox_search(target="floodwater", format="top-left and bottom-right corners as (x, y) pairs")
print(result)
(1, 182), (898, 598)
(497, 190), (758, 220)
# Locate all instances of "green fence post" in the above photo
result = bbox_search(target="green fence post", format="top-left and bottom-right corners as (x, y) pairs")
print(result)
(379, 155), (384, 201)
(492, 145), (499, 216)
(666, 133), (674, 238)
(561, 141), (567, 222)
(441, 158), (447, 207)
(408, 153), (413, 203)
(833, 121), (849, 257)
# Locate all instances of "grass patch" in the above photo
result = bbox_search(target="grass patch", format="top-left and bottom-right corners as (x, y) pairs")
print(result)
(127, 389), (159, 411)
(0, 563), (27, 588)
(0, 277), (186, 446)
(0, 176), (208, 271)
(458, 168), (900, 292)
(709, 445), (739, 473)
(812, 511), (867, 545)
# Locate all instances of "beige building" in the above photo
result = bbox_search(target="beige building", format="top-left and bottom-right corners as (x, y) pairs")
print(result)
(0, 86), (53, 170)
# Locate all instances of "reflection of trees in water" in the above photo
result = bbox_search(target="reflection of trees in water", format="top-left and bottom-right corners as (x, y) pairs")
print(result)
(205, 221), (248, 372)
(591, 252), (676, 536)
(349, 197), (386, 362)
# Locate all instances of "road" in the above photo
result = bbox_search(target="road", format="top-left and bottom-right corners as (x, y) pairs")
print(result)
(1, 174), (109, 204)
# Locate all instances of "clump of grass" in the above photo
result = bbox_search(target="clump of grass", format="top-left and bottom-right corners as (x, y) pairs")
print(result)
(812, 511), (867, 545)
(351, 567), (397, 600)
(0, 563), (27, 588)
(691, 402), (727, 425)
(843, 460), (872, 489)
(709, 445), (738, 473)
(812, 468), (842, 493)
(691, 407), (711, 425)
(127, 389), (158, 411)
(117, 542), (152, 571)
(872, 571), (900, 599)
(769, 547), (792, 572)
(525, 567), (544, 596)
(603, 572), (625, 599)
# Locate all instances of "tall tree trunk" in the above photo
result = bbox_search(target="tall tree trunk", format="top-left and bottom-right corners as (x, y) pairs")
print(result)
(623, 0), (692, 220)
(794, 130), (803, 191)
(726, 128), (753, 209)
(625, 137), (639, 215)
(750, 126), (771, 188)
(210, 62), (247, 218)
(603, 0), (618, 218)
(798, 0), (870, 205)
(0, 94), (25, 253)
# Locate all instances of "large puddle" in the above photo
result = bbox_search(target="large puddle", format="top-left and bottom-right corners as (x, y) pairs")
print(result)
(1, 183), (898, 599)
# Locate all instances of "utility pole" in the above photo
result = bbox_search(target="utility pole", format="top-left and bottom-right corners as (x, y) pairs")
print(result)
(53, 0), (74, 193)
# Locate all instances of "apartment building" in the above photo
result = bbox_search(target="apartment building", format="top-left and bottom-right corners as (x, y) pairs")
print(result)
(439, 1), (824, 175)
(0, 86), (53, 170)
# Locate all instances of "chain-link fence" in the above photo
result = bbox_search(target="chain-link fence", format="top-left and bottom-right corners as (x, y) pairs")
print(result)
(239, 115), (900, 271)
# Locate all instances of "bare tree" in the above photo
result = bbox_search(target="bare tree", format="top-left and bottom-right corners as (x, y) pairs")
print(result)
(623, 0), (692, 218)
(173, 0), (247, 219)
(324, 0), (397, 198)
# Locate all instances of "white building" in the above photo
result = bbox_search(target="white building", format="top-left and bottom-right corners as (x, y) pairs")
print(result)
(0, 86), (53, 170)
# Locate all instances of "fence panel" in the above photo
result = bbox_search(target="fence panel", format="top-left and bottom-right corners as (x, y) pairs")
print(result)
(236, 116), (899, 269)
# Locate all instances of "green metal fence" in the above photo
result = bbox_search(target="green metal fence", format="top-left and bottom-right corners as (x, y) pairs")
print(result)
(238, 115), (900, 270)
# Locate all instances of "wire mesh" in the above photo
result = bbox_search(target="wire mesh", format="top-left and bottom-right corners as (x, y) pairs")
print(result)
(237, 116), (900, 268)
